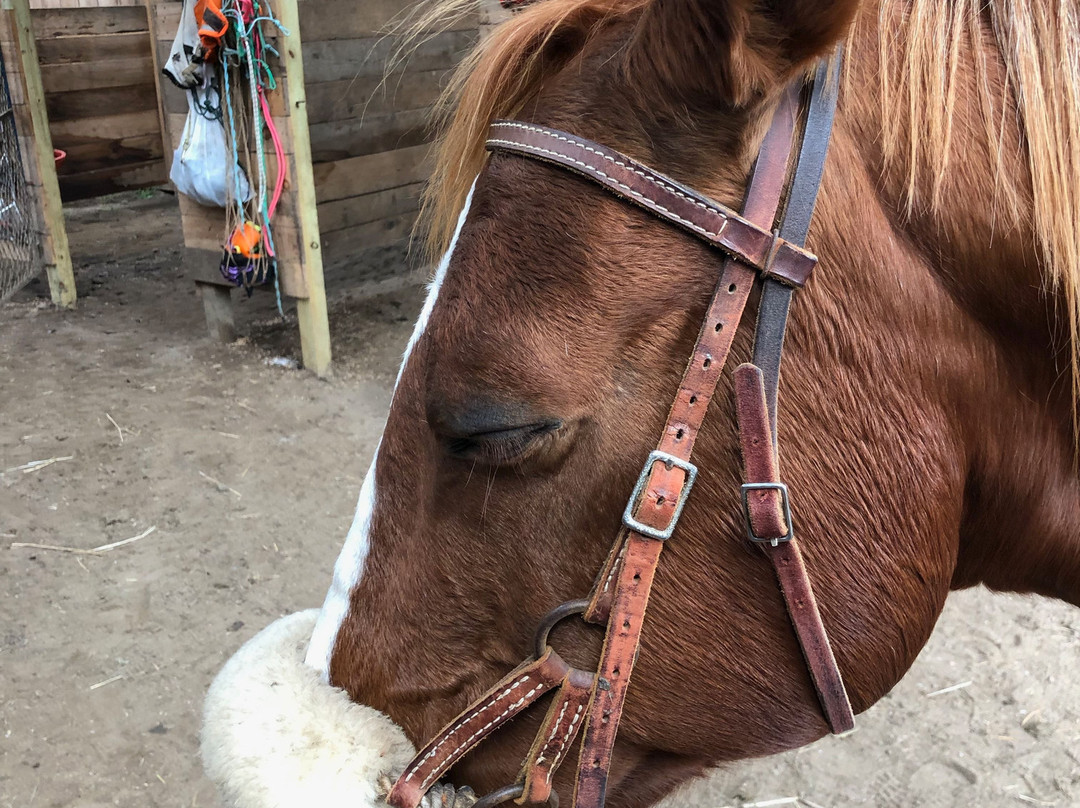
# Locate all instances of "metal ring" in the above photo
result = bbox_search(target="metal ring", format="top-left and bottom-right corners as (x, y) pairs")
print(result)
(533, 599), (590, 660)
(473, 783), (559, 808)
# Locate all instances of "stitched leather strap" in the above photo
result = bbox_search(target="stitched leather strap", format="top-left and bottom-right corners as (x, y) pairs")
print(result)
(387, 649), (571, 808)
(570, 86), (804, 808)
(486, 121), (816, 288)
(518, 668), (594, 804)
(733, 364), (854, 733)
(582, 86), (802, 627)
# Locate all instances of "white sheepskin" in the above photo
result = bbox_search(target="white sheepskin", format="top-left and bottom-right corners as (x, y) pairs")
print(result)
(201, 610), (416, 808)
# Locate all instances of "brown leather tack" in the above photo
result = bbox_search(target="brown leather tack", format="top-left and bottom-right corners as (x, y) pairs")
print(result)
(733, 363), (855, 734)
(387, 649), (571, 808)
(486, 121), (817, 287)
(734, 363), (789, 539)
(573, 535), (663, 808)
(518, 668), (595, 804)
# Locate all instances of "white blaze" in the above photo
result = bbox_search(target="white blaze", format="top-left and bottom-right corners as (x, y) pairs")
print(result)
(305, 181), (478, 679)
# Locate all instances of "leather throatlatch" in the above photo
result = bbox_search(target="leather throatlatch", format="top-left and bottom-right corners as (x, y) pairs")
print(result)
(388, 54), (853, 808)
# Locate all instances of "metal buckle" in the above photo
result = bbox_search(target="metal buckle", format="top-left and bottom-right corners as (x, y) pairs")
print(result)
(622, 450), (698, 541)
(740, 481), (794, 546)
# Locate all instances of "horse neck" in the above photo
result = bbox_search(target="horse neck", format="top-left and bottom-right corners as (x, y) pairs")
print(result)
(832, 4), (1080, 605)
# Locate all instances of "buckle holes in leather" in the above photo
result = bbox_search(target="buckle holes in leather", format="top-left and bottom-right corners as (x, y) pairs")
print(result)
(703, 357), (712, 369)
(656, 495), (666, 506)
(633, 573), (641, 581)
(675, 428), (684, 440)
(728, 283), (737, 293)
(714, 322), (723, 332)
(689, 395), (697, 404)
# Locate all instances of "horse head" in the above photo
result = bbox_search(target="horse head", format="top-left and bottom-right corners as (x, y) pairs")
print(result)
(304, 0), (1080, 805)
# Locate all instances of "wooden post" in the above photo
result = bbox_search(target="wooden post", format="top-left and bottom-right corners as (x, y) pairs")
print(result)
(196, 281), (236, 342)
(143, 0), (171, 174)
(275, 0), (331, 377)
(8, 0), (75, 308)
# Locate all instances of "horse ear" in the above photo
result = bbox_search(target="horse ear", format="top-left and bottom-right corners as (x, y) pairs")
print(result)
(628, 0), (858, 106)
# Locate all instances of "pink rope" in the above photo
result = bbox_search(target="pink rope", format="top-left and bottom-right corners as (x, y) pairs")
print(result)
(260, 90), (285, 226)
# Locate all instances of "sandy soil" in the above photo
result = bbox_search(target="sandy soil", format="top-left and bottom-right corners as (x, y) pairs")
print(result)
(1, 192), (1078, 808)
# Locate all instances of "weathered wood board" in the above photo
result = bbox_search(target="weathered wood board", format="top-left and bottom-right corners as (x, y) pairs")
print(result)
(33, 5), (166, 199)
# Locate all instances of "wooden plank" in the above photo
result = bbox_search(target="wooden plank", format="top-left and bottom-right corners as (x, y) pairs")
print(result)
(35, 29), (148, 63)
(58, 158), (167, 200)
(40, 55), (153, 91)
(308, 106), (429, 163)
(54, 131), (163, 170)
(301, 28), (475, 84)
(197, 281), (236, 341)
(31, 5), (146, 37)
(45, 82), (157, 120)
(305, 67), (449, 124)
(316, 181), (422, 234)
(10, 0), (75, 307)
(49, 108), (159, 141)
(177, 192), (225, 250)
(313, 142), (430, 202)
(296, 0), (477, 42)
(320, 212), (417, 267)
(276, 0), (330, 375)
(152, 0), (180, 37)
(142, 0), (170, 172)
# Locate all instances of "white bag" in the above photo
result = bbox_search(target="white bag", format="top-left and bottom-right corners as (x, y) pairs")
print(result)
(162, 0), (200, 89)
(170, 81), (252, 208)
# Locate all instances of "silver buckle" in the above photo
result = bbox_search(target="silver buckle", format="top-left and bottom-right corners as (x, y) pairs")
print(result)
(622, 450), (698, 541)
(740, 482), (794, 546)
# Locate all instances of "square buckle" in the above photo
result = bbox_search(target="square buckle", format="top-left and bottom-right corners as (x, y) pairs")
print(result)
(622, 450), (698, 541)
(740, 482), (794, 546)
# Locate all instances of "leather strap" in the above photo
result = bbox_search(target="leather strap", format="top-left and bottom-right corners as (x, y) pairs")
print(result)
(582, 86), (802, 627)
(733, 363), (854, 733)
(570, 85), (804, 808)
(518, 668), (594, 804)
(486, 121), (816, 288)
(387, 649), (571, 808)
(753, 56), (841, 441)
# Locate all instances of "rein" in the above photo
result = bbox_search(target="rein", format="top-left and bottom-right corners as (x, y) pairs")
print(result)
(387, 57), (853, 808)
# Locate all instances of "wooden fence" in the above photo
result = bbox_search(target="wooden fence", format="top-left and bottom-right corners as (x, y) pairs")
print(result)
(32, 4), (166, 199)
(4, 0), (486, 372)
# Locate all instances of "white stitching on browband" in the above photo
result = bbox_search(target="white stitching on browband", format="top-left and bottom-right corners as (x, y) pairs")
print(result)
(417, 683), (546, 791)
(491, 122), (724, 219)
(486, 137), (729, 244)
(404, 672), (535, 782)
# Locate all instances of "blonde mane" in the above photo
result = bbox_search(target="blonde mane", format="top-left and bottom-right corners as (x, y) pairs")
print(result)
(875, 0), (1080, 423)
(413, 0), (1080, 422)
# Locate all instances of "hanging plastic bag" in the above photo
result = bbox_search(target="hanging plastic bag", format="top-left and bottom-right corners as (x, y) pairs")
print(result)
(170, 79), (251, 208)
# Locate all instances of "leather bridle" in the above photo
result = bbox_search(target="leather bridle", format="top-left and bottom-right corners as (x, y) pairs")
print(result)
(387, 56), (853, 808)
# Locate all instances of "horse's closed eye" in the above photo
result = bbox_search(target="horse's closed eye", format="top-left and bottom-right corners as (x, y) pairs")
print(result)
(443, 420), (562, 465)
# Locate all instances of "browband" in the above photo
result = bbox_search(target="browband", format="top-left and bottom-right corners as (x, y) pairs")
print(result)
(486, 120), (817, 288)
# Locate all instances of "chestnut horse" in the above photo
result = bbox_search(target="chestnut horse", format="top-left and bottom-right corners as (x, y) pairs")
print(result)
(306, 0), (1080, 804)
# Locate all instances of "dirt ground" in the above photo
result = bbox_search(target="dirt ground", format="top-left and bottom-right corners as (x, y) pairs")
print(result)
(1, 191), (1078, 808)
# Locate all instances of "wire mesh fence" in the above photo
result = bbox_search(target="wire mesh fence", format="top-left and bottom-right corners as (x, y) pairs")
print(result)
(0, 39), (43, 303)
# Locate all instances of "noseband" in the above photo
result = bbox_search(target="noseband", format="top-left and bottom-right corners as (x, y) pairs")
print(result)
(388, 57), (852, 808)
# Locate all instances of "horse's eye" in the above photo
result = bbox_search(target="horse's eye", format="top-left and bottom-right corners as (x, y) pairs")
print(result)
(442, 420), (562, 465)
